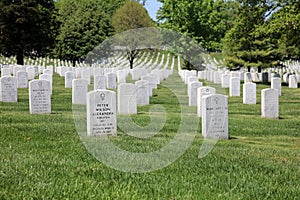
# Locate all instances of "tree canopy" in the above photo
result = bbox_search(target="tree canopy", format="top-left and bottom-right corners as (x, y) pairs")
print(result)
(53, 0), (113, 66)
(0, 0), (57, 65)
(223, 0), (300, 71)
(112, 0), (155, 69)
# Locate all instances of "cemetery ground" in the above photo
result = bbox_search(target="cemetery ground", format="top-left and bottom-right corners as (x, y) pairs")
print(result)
(0, 69), (299, 199)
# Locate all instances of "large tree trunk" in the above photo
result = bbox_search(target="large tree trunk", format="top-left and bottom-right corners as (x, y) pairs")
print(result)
(247, 66), (251, 72)
(16, 53), (24, 65)
(72, 60), (76, 67)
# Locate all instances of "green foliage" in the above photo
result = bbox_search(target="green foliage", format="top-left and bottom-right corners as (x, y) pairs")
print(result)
(223, 0), (300, 71)
(53, 0), (113, 66)
(157, 0), (237, 51)
(0, 0), (57, 65)
(112, 0), (154, 33)
(112, 1), (155, 68)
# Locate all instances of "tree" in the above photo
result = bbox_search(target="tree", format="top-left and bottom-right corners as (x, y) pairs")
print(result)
(157, 0), (237, 51)
(53, 0), (113, 66)
(0, 0), (57, 65)
(112, 0), (155, 69)
(223, 0), (299, 72)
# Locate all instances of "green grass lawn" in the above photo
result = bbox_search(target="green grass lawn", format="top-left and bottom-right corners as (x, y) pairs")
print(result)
(0, 70), (299, 199)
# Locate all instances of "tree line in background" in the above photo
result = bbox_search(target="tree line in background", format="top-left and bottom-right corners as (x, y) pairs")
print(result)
(0, 0), (299, 71)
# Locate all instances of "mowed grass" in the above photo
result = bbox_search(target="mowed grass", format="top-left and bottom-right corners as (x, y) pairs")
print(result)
(0, 70), (299, 199)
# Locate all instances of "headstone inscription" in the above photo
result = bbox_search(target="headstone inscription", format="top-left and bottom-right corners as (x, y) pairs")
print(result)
(87, 90), (117, 136)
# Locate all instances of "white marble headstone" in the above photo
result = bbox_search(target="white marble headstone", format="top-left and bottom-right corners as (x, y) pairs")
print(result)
(65, 71), (75, 88)
(118, 83), (137, 114)
(106, 73), (117, 89)
(17, 71), (28, 88)
(197, 86), (216, 117)
(243, 82), (256, 104)
(221, 74), (229, 88)
(135, 80), (149, 105)
(87, 90), (117, 136)
(94, 75), (106, 90)
(202, 94), (228, 139)
(0, 76), (17, 102)
(288, 75), (298, 88)
(229, 77), (240, 96)
(72, 79), (88, 105)
(188, 81), (203, 106)
(271, 77), (281, 96)
(29, 80), (51, 114)
(261, 88), (279, 119)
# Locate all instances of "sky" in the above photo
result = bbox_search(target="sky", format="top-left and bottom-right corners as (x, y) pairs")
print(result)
(144, 0), (162, 21)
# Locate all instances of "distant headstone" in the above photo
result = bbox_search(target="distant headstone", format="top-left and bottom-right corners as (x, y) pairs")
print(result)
(87, 90), (117, 136)
(106, 73), (117, 89)
(244, 72), (252, 83)
(81, 68), (91, 84)
(243, 82), (256, 104)
(261, 88), (279, 119)
(29, 80), (51, 114)
(135, 80), (149, 105)
(197, 86), (216, 117)
(117, 70), (127, 84)
(262, 72), (269, 84)
(1, 68), (11, 77)
(72, 79), (88, 105)
(221, 74), (229, 88)
(0, 76), (17, 102)
(271, 78), (282, 96)
(26, 67), (35, 80)
(39, 74), (52, 95)
(118, 83), (137, 114)
(251, 73), (260, 82)
(229, 77), (240, 96)
(94, 75), (106, 90)
(288, 75), (298, 88)
(213, 71), (221, 84)
(188, 81), (203, 106)
(65, 71), (75, 88)
(17, 71), (28, 88)
(202, 94), (228, 139)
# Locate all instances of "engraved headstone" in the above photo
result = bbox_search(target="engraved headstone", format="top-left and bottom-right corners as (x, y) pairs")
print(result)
(243, 82), (256, 104)
(72, 79), (88, 105)
(202, 94), (228, 139)
(0, 76), (17, 102)
(29, 80), (51, 114)
(118, 83), (137, 114)
(261, 88), (279, 119)
(87, 90), (117, 136)
(1, 68), (11, 77)
(197, 86), (216, 117)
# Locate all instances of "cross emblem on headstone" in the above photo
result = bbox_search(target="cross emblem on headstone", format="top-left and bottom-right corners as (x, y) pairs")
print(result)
(214, 97), (219, 104)
(100, 93), (105, 100)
